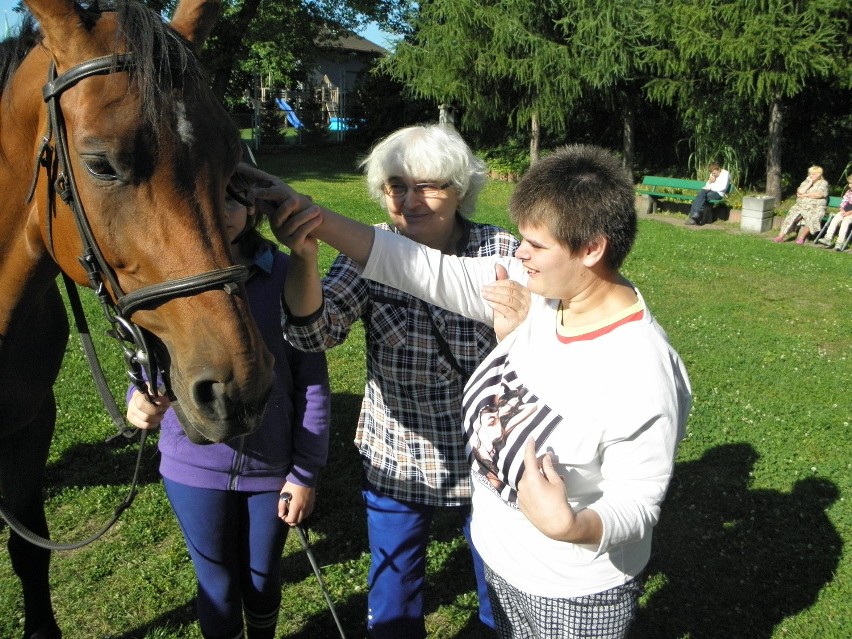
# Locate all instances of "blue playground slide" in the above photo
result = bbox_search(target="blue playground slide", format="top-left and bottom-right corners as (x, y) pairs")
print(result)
(275, 98), (303, 129)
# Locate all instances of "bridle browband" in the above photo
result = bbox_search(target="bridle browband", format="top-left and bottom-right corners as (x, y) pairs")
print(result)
(31, 52), (249, 404)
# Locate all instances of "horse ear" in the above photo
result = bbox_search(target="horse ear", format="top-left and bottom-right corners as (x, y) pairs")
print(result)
(170, 0), (222, 48)
(23, 0), (83, 56)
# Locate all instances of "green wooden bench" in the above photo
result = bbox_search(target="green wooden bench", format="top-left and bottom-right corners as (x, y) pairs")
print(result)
(635, 176), (732, 220)
(815, 196), (843, 226)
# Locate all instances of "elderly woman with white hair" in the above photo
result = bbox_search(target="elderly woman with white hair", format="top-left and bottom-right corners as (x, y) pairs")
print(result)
(279, 124), (519, 637)
(773, 165), (829, 244)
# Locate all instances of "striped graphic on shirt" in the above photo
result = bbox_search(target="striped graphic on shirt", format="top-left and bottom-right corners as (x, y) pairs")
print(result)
(463, 355), (562, 506)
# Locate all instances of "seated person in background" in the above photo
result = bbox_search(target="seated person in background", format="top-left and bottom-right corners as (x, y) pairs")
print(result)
(816, 173), (852, 251)
(773, 166), (829, 244)
(686, 162), (730, 225)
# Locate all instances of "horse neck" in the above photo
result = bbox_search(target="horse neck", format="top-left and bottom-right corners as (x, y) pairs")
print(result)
(0, 48), (61, 336)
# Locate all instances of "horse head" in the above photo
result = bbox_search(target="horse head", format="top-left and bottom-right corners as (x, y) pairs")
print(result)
(16, 0), (274, 443)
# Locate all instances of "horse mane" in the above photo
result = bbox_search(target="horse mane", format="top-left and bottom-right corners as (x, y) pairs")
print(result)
(0, 14), (40, 92)
(0, 1), (208, 129)
(110, 1), (208, 128)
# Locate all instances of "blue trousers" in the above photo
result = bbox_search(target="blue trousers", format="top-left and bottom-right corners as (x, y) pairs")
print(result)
(690, 189), (725, 219)
(164, 478), (288, 639)
(363, 483), (495, 638)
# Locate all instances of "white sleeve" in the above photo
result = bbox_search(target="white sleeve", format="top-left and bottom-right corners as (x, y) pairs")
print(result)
(361, 228), (523, 325)
(589, 410), (681, 555)
(588, 332), (690, 556)
(714, 170), (730, 193)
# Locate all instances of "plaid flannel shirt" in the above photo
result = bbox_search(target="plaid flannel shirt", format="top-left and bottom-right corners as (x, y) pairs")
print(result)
(285, 219), (519, 506)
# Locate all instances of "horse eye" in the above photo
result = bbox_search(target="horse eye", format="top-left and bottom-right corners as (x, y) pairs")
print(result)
(82, 156), (119, 181)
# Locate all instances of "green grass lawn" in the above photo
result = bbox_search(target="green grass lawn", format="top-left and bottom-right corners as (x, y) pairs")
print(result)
(1, 144), (850, 638)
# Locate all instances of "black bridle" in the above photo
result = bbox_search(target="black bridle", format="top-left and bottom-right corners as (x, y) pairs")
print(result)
(1, 52), (248, 551)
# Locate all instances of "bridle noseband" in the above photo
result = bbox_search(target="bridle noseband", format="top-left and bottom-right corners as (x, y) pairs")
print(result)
(31, 53), (249, 404)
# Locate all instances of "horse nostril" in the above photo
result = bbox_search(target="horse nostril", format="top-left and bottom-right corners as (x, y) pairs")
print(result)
(192, 379), (230, 415)
(185, 375), (270, 442)
(193, 379), (213, 404)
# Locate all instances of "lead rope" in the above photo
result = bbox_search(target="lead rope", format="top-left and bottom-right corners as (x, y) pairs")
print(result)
(62, 272), (145, 440)
(0, 428), (147, 551)
(0, 274), (149, 551)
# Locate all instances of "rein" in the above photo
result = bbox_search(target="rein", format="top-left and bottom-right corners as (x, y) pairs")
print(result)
(1, 53), (247, 551)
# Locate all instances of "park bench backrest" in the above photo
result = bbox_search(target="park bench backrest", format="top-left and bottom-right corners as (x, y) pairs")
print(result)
(636, 175), (734, 207)
(640, 176), (734, 195)
(641, 176), (706, 191)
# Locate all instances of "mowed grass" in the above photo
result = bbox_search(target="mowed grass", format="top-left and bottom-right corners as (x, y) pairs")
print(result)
(1, 144), (850, 638)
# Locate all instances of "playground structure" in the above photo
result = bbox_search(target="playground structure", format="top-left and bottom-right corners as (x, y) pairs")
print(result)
(248, 76), (357, 146)
(275, 97), (303, 129)
(272, 78), (352, 132)
(247, 29), (385, 146)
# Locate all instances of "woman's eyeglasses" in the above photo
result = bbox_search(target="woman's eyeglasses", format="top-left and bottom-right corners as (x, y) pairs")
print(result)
(383, 181), (452, 199)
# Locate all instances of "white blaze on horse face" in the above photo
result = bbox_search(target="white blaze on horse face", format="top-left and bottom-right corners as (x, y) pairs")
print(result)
(174, 99), (194, 146)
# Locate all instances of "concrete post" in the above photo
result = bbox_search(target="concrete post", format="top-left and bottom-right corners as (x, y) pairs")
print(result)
(740, 196), (775, 233)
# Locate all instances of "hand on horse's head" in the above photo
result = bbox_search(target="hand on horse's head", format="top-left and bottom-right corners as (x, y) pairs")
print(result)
(234, 164), (313, 218)
(233, 163), (322, 260)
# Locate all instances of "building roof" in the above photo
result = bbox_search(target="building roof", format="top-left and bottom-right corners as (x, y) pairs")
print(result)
(316, 29), (388, 55)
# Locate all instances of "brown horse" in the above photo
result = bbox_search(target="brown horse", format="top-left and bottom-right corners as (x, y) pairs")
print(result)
(0, 1), (274, 637)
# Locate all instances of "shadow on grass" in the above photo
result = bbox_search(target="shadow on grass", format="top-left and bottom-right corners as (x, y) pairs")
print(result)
(631, 443), (841, 639)
(38, 405), (841, 638)
(44, 434), (162, 493)
(281, 596), (367, 639)
(112, 601), (197, 639)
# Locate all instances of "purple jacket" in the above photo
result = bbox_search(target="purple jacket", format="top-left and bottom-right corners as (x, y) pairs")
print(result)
(144, 246), (330, 492)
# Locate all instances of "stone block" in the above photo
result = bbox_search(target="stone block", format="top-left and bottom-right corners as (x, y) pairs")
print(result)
(741, 215), (774, 233)
(635, 194), (654, 215)
(741, 195), (775, 233)
(742, 195), (775, 213)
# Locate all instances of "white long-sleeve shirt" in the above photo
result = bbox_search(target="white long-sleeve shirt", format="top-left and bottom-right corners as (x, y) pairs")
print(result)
(362, 230), (691, 597)
(705, 169), (730, 194)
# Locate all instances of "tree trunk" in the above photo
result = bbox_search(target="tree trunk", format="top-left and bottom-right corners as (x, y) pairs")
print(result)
(766, 97), (783, 204)
(205, 0), (263, 103)
(622, 99), (635, 175)
(529, 111), (540, 166)
(210, 68), (231, 104)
